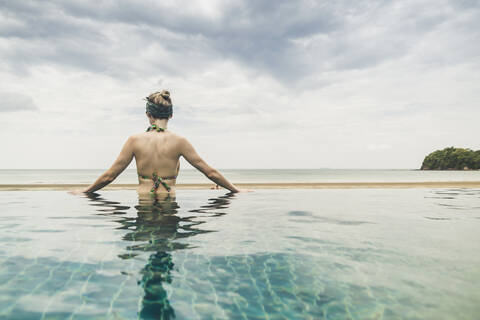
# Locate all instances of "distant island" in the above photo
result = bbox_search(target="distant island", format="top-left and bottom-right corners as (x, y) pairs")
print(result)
(421, 147), (480, 170)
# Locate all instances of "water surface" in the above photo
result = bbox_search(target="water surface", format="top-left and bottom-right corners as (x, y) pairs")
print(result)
(0, 189), (479, 319)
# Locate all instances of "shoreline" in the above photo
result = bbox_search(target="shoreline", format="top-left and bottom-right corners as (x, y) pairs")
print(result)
(1, 181), (480, 191)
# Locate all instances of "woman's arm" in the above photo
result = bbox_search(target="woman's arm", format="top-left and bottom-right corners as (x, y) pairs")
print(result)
(81, 136), (135, 193)
(179, 137), (240, 193)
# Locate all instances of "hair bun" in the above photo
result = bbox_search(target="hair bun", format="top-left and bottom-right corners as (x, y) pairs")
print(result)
(160, 90), (170, 99)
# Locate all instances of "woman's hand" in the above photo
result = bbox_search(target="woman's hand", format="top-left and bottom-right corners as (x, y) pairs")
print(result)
(211, 184), (253, 192)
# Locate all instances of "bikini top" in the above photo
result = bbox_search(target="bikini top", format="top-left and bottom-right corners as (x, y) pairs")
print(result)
(140, 124), (177, 195)
(139, 172), (177, 194)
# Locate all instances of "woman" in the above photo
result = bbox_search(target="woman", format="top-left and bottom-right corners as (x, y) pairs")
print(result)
(72, 90), (244, 195)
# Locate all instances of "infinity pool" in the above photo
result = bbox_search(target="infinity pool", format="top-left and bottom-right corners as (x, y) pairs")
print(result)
(0, 189), (479, 319)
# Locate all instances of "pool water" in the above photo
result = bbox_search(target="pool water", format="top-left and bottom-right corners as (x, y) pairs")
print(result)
(0, 189), (479, 319)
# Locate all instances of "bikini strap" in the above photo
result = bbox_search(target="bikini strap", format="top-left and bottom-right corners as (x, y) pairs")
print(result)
(146, 124), (166, 132)
(139, 174), (176, 180)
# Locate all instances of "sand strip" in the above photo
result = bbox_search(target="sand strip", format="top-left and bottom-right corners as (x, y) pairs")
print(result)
(1, 181), (480, 191)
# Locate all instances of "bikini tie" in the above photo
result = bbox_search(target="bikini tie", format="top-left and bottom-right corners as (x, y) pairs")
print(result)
(146, 124), (165, 132)
(139, 172), (174, 195)
(151, 172), (171, 194)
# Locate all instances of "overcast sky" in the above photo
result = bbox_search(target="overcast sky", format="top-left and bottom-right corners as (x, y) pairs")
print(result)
(1, 0), (479, 169)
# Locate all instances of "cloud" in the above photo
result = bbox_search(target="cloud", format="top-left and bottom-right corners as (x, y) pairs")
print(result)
(2, 0), (477, 84)
(0, 92), (38, 112)
(367, 143), (392, 151)
(0, 0), (479, 169)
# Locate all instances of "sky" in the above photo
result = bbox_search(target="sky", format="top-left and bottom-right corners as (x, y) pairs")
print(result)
(0, 0), (479, 169)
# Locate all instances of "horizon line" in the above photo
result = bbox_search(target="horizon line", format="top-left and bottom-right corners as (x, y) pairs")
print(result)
(0, 168), (423, 170)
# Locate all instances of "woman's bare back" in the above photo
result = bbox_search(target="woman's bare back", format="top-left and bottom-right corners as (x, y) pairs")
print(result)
(132, 130), (183, 194)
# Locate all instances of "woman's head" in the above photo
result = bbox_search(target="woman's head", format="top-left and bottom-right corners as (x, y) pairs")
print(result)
(146, 90), (173, 120)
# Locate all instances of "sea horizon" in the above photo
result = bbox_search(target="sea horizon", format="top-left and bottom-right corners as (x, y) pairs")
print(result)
(1, 168), (480, 185)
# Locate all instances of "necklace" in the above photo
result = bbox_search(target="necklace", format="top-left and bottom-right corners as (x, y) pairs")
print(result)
(146, 124), (166, 132)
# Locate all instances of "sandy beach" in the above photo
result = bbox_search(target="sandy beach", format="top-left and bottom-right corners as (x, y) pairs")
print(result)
(1, 181), (480, 191)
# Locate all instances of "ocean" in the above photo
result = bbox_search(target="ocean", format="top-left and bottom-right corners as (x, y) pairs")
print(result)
(0, 169), (479, 185)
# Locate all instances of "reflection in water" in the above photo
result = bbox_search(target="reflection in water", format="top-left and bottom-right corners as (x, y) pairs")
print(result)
(85, 192), (234, 319)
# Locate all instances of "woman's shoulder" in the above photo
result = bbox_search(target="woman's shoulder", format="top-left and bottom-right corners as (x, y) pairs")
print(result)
(128, 132), (146, 140)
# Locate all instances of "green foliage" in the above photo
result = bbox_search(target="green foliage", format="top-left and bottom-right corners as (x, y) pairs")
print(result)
(421, 147), (480, 170)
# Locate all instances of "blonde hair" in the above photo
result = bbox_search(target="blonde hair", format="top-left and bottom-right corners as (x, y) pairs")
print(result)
(147, 90), (172, 108)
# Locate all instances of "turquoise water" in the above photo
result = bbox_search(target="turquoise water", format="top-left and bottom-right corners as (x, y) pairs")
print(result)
(0, 189), (479, 319)
(1, 169), (480, 184)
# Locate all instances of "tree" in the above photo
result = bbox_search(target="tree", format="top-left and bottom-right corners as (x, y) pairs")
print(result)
(421, 147), (479, 170)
